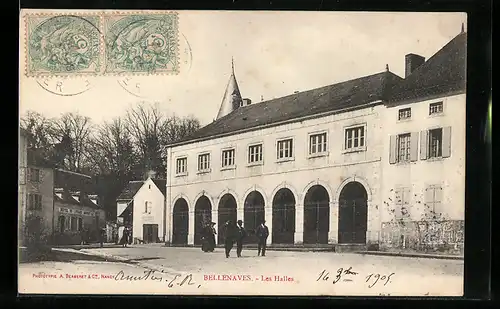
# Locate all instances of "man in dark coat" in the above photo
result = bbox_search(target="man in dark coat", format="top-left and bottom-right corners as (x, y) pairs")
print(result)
(235, 220), (247, 257)
(255, 220), (269, 256)
(223, 220), (236, 258)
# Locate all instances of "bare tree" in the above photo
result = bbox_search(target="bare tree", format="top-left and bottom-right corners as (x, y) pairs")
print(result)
(20, 111), (58, 163)
(87, 117), (138, 176)
(162, 114), (201, 144)
(52, 112), (94, 172)
(125, 102), (165, 178)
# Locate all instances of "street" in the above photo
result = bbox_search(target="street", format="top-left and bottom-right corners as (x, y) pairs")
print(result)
(19, 245), (464, 296)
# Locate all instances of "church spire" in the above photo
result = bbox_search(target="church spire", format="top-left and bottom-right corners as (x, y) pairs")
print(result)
(216, 58), (243, 120)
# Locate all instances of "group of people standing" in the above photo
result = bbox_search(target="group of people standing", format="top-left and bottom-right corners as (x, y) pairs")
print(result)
(200, 219), (269, 258)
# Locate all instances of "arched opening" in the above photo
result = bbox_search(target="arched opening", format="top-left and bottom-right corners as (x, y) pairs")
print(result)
(218, 194), (237, 244)
(303, 185), (330, 244)
(272, 188), (296, 244)
(338, 181), (368, 244)
(172, 198), (189, 245)
(194, 195), (212, 245)
(244, 191), (266, 244)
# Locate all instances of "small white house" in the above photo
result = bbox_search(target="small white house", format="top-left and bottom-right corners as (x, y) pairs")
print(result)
(116, 177), (167, 243)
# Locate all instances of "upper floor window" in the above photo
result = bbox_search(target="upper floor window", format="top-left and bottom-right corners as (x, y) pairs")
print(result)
(398, 133), (411, 162)
(389, 132), (419, 164)
(420, 127), (451, 160)
(277, 138), (293, 160)
(144, 201), (152, 214)
(28, 168), (40, 182)
(429, 102), (443, 115)
(398, 108), (412, 120)
(198, 153), (211, 172)
(394, 187), (411, 219)
(344, 126), (365, 151)
(222, 149), (235, 168)
(176, 157), (187, 175)
(309, 132), (328, 155)
(424, 185), (443, 217)
(28, 193), (42, 210)
(248, 144), (263, 164)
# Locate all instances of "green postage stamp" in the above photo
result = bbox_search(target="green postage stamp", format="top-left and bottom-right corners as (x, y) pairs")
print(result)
(24, 11), (179, 77)
(104, 12), (180, 75)
(26, 14), (102, 77)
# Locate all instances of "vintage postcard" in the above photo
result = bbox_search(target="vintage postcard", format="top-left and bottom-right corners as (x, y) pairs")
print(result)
(18, 9), (467, 296)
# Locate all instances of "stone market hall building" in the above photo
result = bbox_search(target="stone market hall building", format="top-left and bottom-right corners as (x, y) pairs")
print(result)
(165, 31), (466, 251)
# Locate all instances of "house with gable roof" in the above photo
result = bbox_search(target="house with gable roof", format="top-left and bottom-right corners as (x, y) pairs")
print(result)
(116, 175), (167, 244)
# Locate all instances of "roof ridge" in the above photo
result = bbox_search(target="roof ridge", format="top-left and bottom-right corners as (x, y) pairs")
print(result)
(405, 32), (466, 79)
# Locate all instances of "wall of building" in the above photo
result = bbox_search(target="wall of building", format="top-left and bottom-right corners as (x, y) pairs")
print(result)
(167, 104), (385, 245)
(380, 93), (466, 252)
(54, 201), (106, 245)
(132, 178), (165, 242)
(24, 167), (54, 245)
(18, 133), (28, 246)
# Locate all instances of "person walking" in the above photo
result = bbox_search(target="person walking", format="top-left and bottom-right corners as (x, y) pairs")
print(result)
(235, 220), (247, 257)
(255, 220), (269, 256)
(223, 220), (236, 258)
(209, 222), (217, 252)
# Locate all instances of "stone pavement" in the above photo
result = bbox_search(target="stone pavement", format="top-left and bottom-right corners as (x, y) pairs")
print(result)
(56, 244), (465, 296)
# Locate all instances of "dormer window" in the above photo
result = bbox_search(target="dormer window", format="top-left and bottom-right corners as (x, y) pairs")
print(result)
(398, 108), (412, 120)
(429, 102), (443, 115)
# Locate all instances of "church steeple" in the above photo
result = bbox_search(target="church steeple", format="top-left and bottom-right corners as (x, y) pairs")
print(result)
(216, 58), (243, 120)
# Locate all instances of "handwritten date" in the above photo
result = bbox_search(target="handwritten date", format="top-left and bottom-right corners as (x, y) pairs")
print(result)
(317, 267), (395, 288)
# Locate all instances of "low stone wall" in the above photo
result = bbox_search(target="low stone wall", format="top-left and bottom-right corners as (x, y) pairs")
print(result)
(380, 220), (464, 254)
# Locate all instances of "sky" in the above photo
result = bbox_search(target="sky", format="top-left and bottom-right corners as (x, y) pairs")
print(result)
(19, 11), (466, 126)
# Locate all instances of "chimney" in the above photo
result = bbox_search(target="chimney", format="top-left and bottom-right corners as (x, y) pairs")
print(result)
(241, 98), (252, 107)
(405, 53), (425, 78)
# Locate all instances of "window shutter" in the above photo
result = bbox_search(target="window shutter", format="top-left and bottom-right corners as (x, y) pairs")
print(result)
(434, 186), (443, 215)
(420, 130), (428, 160)
(389, 135), (397, 164)
(442, 126), (452, 158)
(410, 132), (419, 162)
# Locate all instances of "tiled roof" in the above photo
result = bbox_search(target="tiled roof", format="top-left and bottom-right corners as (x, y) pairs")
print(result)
(54, 190), (100, 209)
(152, 179), (167, 196)
(175, 70), (403, 145)
(116, 181), (144, 201)
(388, 32), (467, 103)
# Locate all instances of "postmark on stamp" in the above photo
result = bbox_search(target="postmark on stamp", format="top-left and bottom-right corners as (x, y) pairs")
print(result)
(25, 14), (102, 77)
(36, 77), (93, 96)
(104, 12), (179, 75)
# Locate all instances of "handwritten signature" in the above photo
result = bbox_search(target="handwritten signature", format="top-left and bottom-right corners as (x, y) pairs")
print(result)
(316, 267), (394, 288)
(114, 270), (201, 288)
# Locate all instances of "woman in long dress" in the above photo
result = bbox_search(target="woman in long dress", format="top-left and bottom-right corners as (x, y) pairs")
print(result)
(119, 227), (129, 247)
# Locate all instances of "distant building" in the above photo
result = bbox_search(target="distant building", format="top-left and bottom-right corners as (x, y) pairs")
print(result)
(19, 128), (56, 247)
(116, 177), (167, 244)
(164, 31), (466, 253)
(53, 170), (106, 245)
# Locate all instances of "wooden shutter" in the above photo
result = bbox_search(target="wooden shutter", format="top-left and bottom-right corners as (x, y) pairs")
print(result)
(434, 186), (443, 214)
(442, 126), (452, 158)
(410, 132), (419, 162)
(423, 186), (434, 216)
(420, 130), (428, 160)
(389, 135), (397, 164)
